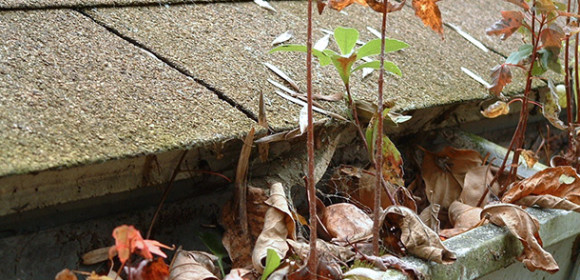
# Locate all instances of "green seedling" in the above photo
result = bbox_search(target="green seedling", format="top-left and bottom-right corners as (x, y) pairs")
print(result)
(261, 248), (281, 280)
(198, 231), (228, 277)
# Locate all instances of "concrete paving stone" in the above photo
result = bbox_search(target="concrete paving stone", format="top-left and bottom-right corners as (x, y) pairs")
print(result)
(0, 0), (196, 9)
(86, 1), (531, 132)
(0, 9), (254, 177)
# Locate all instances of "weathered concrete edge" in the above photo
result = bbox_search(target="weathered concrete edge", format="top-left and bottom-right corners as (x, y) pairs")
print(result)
(381, 208), (580, 280)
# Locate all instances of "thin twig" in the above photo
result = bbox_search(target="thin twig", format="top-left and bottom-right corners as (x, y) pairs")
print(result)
(146, 150), (188, 239)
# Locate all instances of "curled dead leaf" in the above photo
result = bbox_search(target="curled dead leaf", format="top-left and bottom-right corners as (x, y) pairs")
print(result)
(419, 204), (441, 234)
(481, 203), (559, 273)
(322, 203), (373, 243)
(521, 149), (539, 168)
(502, 166), (580, 205)
(516, 194), (580, 212)
(252, 182), (295, 272)
(169, 249), (220, 280)
(486, 11), (524, 40)
(411, 0), (444, 37)
(481, 101), (510, 118)
(223, 268), (252, 280)
(488, 64), (512, 96)
(383, 206), (456, 264)
(460, 165), (498, 206)
(543, 81), (568, 130)
(447, 201), (483, 236)
(287, 239), (355, 262)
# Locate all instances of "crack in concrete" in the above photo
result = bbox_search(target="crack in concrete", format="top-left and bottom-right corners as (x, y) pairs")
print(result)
(75, 8), (261, 124)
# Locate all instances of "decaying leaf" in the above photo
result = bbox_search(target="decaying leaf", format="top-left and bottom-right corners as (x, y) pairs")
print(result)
(252, 182), (296, 272)
(356, 254), (424, 280)
(411, 0), (444, 36)
(515, 194), (580, 212)
(322, 203), (373, 243)
(460, 165), (498, 206)
(287, 239), (355, 262)
(421, 146), (483, 209)
(543, 81), (568, 130)
(55, 269), (77, 280)
(502, 166), (580, 205)
(327, 0), (366, 11)
(125, 258), (169, 280)
(486, 11), (524, 40)
(169, 249), (220, 280)
(445, 201), (483, 237)
(272, 31), (292, 45)
(521, 149), (539, 168)
(481, 101), (510, 118)
(236, 127), (255, 235)
(329, 165), (396, 211)
(365, 0), (406, 13)
(540, 25), (564, 49)
(108, 225), (171, 268)
(488, 64), (512, 96)
(222, 186), (268, 268)
(382, 206), (456, 264)
(419, 204), (440, 234)
(82, 247), (110, 265)
(481, 204), (559, 273)
(395, 186), (417, 212)
(223, 268), (252, 280)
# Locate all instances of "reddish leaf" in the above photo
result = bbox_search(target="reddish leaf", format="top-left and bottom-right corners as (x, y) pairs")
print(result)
(486, 11), (524, 40)
(366, 0), (406, 13)
(328, 0), (367, 11)
(502, 166), (580, 204)
(540, 25), (565, 49)
(488, 64), (512, 96)
(411, 0), (444, 36)
(126, 259), (169, 280)
(504, 0), (529, 10)
(481, 204), (559, 273)
(108, 225), (171, 267)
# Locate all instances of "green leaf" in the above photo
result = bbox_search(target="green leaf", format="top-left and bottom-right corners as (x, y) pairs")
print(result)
(352, 60), (402, 76)
(531, 60), (547, 76)
(198, 231), (228, 277)
(261, 248), (281, 280)
(331, 53), (357, 85)
(539, 47), (563, 74)
(270, 44), (331, 66)
(356, 38), (409, 60)
(505, 44), (533, 65)
(334, 27), (359, 55)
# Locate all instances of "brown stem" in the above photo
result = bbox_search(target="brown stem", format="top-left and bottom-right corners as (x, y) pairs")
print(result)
(372, 5), (389, 256)
(345, 85), (370, 152)
(306, 0), (318, 276)
(566, 0), (573, 125)
(576, 30), (580, 122)
(146, 150), (188, 239)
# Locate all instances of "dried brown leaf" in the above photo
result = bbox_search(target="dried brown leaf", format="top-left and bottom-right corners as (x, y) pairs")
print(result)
(543, 81), (568, 130)
(521, 149), (539, 168)
(486, 11), (524, 40)
(516, 194), (580, 212)
(540, 25), (565, 49)
(481, 204), (559, 273)
(461, 165), (498, 206)
(356, 254), (424, 280)
(252, 182), (295, 272)
(481, 101), (510, 118)
(169, 249), (220, 280)
(55, 269), (78, 280)
(488, 64), (512, 96)
(448, 201), (483, 231)
(82, 247), (110, 265)
(421, 146), (483, 209)
(222, 186), (268, 268)
(287, 239), (355, 262)
(411, 0), (444, 36)
(236, 127), (255, 235)
(330, 165), (396, 211)
(419, 204), (441, 234)
(383, 206), (456, 264)
(366, 0), (406, 13)
(322, 203), (373, 243)
(223, 268), (252, 280)
(502, 166), (580, 205)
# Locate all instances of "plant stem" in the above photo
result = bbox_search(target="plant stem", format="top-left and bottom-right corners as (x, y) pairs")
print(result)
(565, 0), (573, 125)
(306, 0), (318, 276)
(345, 85), (370, 152)
(372, 4), (389, 256)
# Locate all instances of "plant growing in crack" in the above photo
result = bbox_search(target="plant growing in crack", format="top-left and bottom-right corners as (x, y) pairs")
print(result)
(481, 0), (580, 204)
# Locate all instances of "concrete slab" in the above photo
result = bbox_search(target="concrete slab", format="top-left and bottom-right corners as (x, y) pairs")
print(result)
(0, 0), (196, 9)
(0, 9), (254, 177)
(85, 2), (530, 132)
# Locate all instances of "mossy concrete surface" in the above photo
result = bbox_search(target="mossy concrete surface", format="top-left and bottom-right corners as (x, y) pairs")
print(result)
(85, 1), (535, 132)
(0, 10), (254, 176)
(382, 208), (580, 280)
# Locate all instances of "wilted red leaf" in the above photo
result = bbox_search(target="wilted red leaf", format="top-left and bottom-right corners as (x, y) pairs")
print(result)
(321, 203), (373, 243)
(486, 11), (524, 40)
(504, 0), (529, 10)
(502, 166), (580, 204)
(421, 146), (483, 210)
(55, 269), (77, 280)
(252, 182), (295, 272)
(515, 194), (580, 212)
(488, 64), (512, 96)
(169, 249), (220, 280)
(108, 225), (171, 267)
(481, 204), (559, 273)
(383, 206), (456, 264)
(221, 186), (268, 268)
(327, 0), (366, 11)
(481, 101), (510, 118)
(540, 25), (565, 49)
(411, 0), (443, 36)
